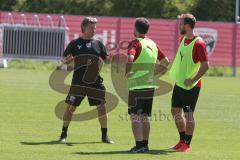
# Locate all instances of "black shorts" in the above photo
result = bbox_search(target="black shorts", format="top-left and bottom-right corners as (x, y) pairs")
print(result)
(65, 83), (106, 107)
(171, 85), (200, 112)
(128, 88), (155, 117)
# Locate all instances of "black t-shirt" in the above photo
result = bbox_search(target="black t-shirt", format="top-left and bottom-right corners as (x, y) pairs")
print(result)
(63, 37), (108, 85)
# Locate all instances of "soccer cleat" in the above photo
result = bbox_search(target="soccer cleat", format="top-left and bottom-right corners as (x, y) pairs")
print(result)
(170, 140), (184, 150)
(58, 137), (66, 143)
(129, 146), (145, 153)
(176, 143), (191, 152)
(102, 136), (114, 144)
(58, 132), (67, 143)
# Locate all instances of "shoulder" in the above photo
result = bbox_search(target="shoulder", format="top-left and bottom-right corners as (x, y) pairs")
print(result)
(179, 36), (184, 42)
(194, 37), (206, 50)
(68, 38), (81, 46)
(91, 38), (104, 45)
(195, 37), (206, 47)
(129, 39), (141, 47)
(131, 38), (140, 43)
(144, 37), (155, 43)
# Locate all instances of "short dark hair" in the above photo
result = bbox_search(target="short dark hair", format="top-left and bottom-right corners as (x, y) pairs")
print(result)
(81, 17), (97, 32)
(178, 13), (196, 29)
(135, 17), (150, 34)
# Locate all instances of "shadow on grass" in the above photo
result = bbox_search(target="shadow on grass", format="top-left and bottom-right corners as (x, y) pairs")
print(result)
(20, 141), (101, 146)
(74, 149), (176, 155)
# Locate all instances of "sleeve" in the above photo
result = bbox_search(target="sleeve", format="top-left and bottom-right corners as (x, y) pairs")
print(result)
(127, 39), (142, 62)
(156, 45), (166, 61)
(99, 41), (109, 60)
(128, 40), (137, 56)
(179, 36), (184, 43)
(195, 40), (209, 63)
(63, 41), (74, 57)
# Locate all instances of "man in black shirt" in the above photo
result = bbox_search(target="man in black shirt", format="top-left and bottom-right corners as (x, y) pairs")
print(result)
(58, 17), (114, 144)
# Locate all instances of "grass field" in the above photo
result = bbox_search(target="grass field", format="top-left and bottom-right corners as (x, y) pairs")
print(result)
(0, 65), (240, 160)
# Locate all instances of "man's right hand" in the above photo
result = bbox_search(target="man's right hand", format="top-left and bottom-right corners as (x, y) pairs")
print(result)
(61, 54), (74, 64)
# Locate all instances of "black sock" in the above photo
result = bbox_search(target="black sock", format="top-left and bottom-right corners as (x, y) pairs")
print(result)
(136, 141), (143, 148)
(185, 135), (192, 145)
(61, 126), (68, 138)
(142, 140), (148, 147)
(101, 128), (107, 139)
(179, 131), (185, 141)
(62, 126), (68, 133)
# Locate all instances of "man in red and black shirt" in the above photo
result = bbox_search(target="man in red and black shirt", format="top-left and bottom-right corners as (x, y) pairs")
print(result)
(126, 17), (169, 153)
(170, 14), (209, 152)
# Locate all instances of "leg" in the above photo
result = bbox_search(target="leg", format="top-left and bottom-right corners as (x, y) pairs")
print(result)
(59, 94), (82, 142)
(181, 87), (200, 145)
(141, 115), (150, 149)
(171, 107), (186, 134)
(97, 104), (107, 129)
(171, 85), (186, 142)
(184, 111), (195, 145)
(128, 91), (143, 143)
(131, 114), (143, 142)
(128, 90), (153, 153)
(63, 105), (76, 127)
(174, 87), (200, 152)
(141, 90), (154, 149)
(141, 116), (150, 141)
(184, 112), (195, 135)
(89, 83), (114, 144)
(58, 104), (76, 142)
(96, 104), (114, 144)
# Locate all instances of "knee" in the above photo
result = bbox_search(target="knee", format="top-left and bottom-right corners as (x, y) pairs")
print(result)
(131, 114), (141, 123)
(140, 115), (150, 123)
(67, 105), (76, 114)
(171, 108), (182, 117)
(97, 105), (106, 112)
(97, 105), (107, 117)
(171, 108), (175, 115)
(171, 108), (180, 115)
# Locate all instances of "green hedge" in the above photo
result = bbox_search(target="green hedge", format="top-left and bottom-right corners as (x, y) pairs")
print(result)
(5, 59), (240, 77)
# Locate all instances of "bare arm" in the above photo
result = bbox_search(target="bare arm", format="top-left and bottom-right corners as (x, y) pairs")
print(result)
(192, 61), (209, 82)
(154, 57), (170, 76)
(185, 61), (209, 86)
(125, 54), (134, 77)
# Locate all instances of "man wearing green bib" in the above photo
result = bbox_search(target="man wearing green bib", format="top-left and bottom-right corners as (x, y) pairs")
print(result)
(169, 14), (209, 152)
(126, 17), (169, 153)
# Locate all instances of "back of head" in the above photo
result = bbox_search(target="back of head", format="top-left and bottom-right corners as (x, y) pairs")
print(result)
(135, 17), (150, 34)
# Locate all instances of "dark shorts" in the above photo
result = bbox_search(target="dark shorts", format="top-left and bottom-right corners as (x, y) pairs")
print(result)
(171, 85), (200, 112)
(65, 82), (106, 107)
(128, 88), (155, 117)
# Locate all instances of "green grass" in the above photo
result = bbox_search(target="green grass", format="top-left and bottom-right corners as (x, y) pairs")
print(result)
(0, 65), (240, 160)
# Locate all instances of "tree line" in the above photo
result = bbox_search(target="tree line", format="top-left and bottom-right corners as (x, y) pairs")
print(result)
(0, 0), (236, 22)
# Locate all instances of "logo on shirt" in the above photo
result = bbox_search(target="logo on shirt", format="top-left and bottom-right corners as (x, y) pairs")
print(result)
(69, 96), (76, 103)
(180, 51), (184, 61)
(77, 45), (82, 50)
(195, 28), (218, 56)
(146, 45), (153, 52)
(86, 43), (92, 49)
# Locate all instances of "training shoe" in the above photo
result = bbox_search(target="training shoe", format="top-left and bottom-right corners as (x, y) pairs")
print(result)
(170, 140), (184, 150)
(176, 143), (191, 152)
(102, 136), (114, 144)
(129, 146), (145, 153)
(58, 132), (67, 143)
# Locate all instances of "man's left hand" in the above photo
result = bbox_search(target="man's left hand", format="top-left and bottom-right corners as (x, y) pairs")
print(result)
(184, 78), (195, 86)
